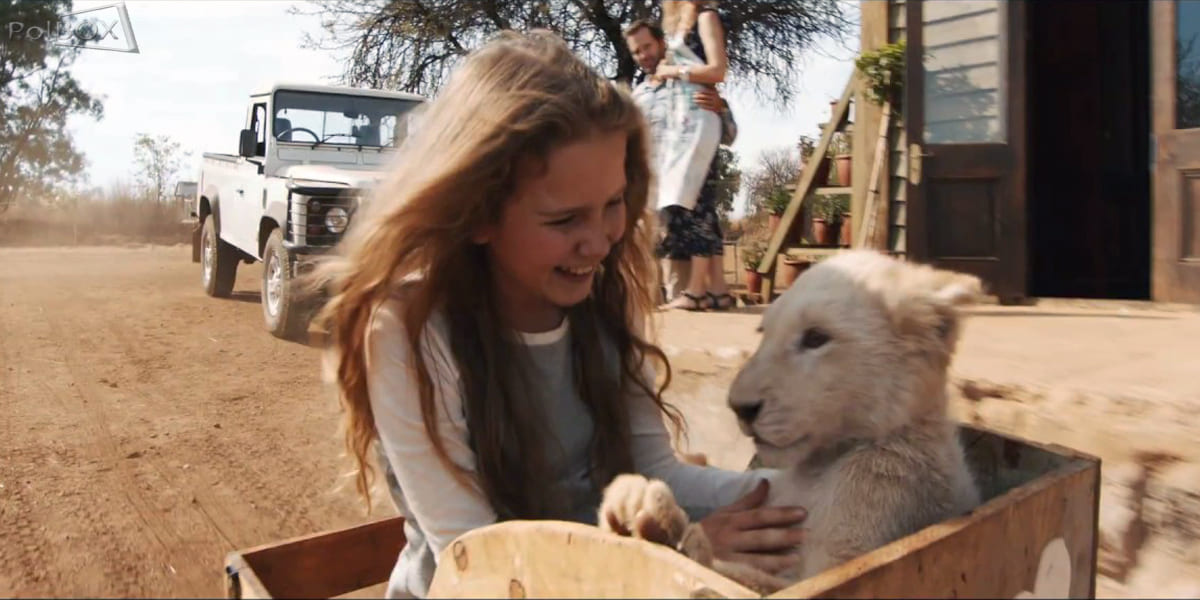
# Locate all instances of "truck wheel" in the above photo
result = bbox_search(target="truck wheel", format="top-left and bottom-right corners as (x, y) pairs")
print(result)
(201, 217), (238, 297)
(261, 229), (312, 341)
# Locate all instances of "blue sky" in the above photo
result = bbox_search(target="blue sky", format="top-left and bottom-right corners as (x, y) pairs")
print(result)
(65, 0), (860, 216)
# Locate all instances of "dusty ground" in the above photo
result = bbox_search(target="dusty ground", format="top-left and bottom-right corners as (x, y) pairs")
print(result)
(0, 244), (379, 598)
(2, 244), (1198, 597)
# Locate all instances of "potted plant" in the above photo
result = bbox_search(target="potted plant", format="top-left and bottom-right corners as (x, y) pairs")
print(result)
(797, 135), (830, 190)
(811, 195), (837, 246)
(855, 40), (906, 112)
(828, 194), (851, 246)
(828, 132), (852, 187)
(763, 188), (790, 235)
(780, 256), (812, 288)
(741, 242), (766, 294)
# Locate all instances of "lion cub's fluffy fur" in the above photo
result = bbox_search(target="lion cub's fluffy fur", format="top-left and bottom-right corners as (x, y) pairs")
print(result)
(600, 250), (983, 591)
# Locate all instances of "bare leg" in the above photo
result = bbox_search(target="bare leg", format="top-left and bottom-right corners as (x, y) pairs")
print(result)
(685, 254), (712, 297)
(706, 252), (729, 295)
(663, 254), (711, 310)
(665, 258), (692, 301)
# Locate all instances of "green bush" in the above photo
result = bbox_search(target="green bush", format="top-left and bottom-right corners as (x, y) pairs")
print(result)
(764, 188), (791, 216)
(855, 40), (906, 108)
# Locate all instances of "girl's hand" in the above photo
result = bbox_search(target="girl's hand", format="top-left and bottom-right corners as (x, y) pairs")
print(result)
(698, 479), (807, 574)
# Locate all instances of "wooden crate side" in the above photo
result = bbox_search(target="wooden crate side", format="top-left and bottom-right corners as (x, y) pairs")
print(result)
(225, 552), (272, 600)
(767, 459), (1100, 599)
(427, 520), (759, 599)
(225, 516), (407, 599)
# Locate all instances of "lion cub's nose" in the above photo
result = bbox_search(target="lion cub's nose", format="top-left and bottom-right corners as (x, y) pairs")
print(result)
(733, 401), (763, 424)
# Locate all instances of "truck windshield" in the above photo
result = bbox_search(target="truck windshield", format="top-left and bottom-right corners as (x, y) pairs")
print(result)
(272, 90), (421, 148)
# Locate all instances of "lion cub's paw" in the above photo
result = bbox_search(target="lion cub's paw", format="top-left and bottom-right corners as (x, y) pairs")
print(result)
(599, 474), (690, 548)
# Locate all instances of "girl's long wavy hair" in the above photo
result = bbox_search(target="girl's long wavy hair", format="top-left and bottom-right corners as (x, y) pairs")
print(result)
(312, 29), (683, 519)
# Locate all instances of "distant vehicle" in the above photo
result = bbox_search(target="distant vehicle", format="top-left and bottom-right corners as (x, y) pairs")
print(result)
(192, 82), (425, 340)
(174, 181), (197, 222)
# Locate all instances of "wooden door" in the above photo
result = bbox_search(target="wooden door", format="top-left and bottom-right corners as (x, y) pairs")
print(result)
(905, 0), (1027, 301)
(1152, 1), (1200, 303)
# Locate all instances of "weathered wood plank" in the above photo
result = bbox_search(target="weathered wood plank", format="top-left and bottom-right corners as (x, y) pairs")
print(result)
(428, 520), (760, 599)
(220, 426), (1099, 600)
(758, 76), (855, 274)
(766, 427), (1100, 599)
(225, 516), (407, 599)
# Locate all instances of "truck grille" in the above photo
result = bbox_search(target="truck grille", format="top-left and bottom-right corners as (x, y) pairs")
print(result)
(287, 192), (356, 247)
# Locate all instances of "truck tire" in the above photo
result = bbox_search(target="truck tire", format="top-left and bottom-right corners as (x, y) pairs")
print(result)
(191, 221), (202, 263)
(261, 228), (313, 341)
(201, 217), (238, 298)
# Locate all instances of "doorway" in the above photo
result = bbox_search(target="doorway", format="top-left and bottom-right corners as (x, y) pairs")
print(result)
(1027, 1), (1151, 299)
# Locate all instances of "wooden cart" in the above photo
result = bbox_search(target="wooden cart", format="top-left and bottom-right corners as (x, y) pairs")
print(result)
(223, 425), (1100, 599)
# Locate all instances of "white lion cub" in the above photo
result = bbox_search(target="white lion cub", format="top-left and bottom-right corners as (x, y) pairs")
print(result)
(600, 250), (983, 592)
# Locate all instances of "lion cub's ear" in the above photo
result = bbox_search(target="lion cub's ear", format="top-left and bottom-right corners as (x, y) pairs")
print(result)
(886, 265), (982, 358)
(930, 271), (984, 308)
(928, 271), (983, 343)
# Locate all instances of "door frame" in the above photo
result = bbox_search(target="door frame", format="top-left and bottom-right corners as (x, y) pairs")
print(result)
(1151, 1), (1200, 303)
(904, 0), (1029, 302)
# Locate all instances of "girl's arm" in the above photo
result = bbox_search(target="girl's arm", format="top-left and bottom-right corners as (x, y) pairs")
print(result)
(627, 361), (773, 521)
(366, 299), (497, 558)
(659, 10), (728, 85)
(625, 360), (807, 573)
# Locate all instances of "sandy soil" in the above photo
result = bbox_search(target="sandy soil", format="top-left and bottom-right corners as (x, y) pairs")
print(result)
(0, 244), (381, 597)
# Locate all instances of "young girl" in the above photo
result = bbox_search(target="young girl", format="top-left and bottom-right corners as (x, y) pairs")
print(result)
(314, 30), (806, 598)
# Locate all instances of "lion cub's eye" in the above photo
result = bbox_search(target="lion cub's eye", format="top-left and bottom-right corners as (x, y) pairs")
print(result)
(798, 328), (831, 350)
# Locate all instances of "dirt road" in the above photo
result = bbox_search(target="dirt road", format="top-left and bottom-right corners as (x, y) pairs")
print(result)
(0, 244), (758, 598)
(0, 244), (383, 597)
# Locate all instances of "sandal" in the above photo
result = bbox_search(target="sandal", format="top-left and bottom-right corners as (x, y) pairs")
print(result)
(662, 291), (710, 311)
(708, 292), (736, 311)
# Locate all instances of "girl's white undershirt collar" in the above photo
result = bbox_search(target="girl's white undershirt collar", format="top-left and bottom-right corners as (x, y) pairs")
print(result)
(516, 315), (569, 346)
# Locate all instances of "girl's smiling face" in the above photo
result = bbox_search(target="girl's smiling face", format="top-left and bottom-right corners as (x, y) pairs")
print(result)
(477, 130), (629, 333)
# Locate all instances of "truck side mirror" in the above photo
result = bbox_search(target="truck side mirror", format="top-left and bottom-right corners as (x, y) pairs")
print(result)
(238, 129), (257, 158)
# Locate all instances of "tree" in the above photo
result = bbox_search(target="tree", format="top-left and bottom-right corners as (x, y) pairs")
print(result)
(710, 146), (740, 217)
(295, 0), (853, 107)
(0, 0), (104, 213)
(132, 134), (189, 204)
(744, 145), (800, 216)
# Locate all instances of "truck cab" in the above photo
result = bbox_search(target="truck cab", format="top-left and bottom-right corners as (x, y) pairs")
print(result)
(193, 82), (425, 340)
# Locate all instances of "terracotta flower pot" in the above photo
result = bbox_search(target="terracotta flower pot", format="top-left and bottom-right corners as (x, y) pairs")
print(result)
(812, 218), (835, 246)
(768, 214), (781, 237)
(839, 213), (852, 247)
(835, 154), (852, 187)
(780, 259), (812, 288)
(744, 269), (762, 294)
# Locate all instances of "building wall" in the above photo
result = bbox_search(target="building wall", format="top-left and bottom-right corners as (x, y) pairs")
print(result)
(888, 0), (907, 254)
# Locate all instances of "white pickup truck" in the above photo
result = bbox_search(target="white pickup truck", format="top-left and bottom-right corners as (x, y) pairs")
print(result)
(191, 82), (425, 340)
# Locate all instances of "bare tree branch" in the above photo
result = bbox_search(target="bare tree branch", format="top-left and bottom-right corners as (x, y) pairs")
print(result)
(293, 0), (853, 106)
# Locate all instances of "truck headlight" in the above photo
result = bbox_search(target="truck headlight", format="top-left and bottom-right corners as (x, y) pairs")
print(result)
(324, 206), (349, 233)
